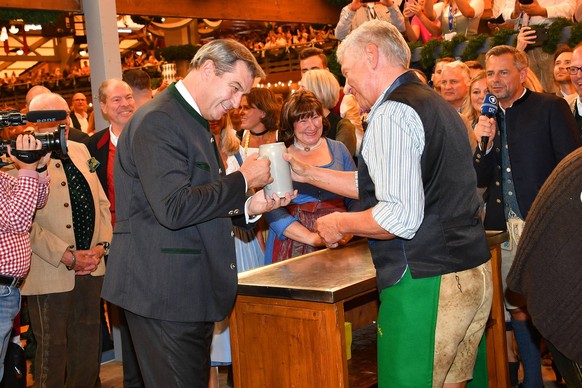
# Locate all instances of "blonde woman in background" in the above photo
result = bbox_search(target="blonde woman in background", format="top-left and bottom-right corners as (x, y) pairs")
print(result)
(462, 70), (489, 128)
(208, 112), (265, 388)
(525, 68), (544, 93)
(301, 69), (357, 156)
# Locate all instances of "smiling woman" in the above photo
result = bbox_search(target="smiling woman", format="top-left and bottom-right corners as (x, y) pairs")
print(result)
(263, 89), (360, 264)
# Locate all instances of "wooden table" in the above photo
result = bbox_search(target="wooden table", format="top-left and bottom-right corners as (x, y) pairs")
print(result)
(230, 231), (508, 387)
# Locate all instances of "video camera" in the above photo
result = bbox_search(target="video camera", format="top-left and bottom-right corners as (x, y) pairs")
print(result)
(0, 109), (68, 166)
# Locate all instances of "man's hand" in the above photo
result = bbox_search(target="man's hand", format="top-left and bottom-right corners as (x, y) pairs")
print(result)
(520, 0), (547, 17)
(239, 152), (273, 189)
(7, 133), (43, 170)
(349, 0), (365, 12)
(404, 0), (423, 17)
(62, 247), (103, 273)
(474, 115), (497, 151)
(282, 152), (311, 183)
(516, 26), (537, 51)
(314, 212), (346, 248)
(248, 189), (297, 216)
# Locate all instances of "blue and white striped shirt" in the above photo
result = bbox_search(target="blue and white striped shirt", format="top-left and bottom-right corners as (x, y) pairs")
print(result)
(362, 90), (425, 240)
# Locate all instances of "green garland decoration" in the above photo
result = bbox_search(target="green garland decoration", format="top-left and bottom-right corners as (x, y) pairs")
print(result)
(327, 46), (345, 86)
(568, 22), (582, 47)
(490, 27), (517, 47)
(419, 38), (442, 70)
(408, 41), (422, 54)
(461, 33), (487, 61)
(440, 34), (467, 58)
(542, 18), (573, 53)
(0, 9), (64, 25)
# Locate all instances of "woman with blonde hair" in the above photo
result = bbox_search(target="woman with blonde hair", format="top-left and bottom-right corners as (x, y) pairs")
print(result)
(461, 70), (488, 128)
(525, 68), (544, 93)
(300, 69), (357, 156)
(208, 112), (265, 388)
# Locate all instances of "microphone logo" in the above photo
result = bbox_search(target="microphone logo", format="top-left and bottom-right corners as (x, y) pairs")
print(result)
(481, 94), (498, 118)
(479, 93), (498, 152)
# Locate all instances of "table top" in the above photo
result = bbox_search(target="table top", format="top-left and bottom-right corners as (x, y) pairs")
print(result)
(237, 231), (508, 304)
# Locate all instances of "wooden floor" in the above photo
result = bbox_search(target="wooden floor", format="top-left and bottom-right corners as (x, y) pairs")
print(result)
(24, 358), (565, 387)
(26, 361), (230, 388)
(98, 362), (565, 388)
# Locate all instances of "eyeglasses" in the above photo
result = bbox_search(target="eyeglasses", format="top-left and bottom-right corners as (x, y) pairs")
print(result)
(566, 66), (582, 75)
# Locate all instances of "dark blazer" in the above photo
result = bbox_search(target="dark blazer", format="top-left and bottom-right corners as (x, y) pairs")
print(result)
(102, 84), (250, 322)
(474, 89), (581, 230)
(70, 111), (82, 131)
(85, 128), (111, 194)
(68, 127), (90, 143)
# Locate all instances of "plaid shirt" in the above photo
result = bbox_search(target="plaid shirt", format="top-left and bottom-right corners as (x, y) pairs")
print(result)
(0, 169), (49, 278)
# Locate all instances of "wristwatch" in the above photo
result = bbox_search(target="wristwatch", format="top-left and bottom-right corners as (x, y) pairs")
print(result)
(97, 242), (111, 256)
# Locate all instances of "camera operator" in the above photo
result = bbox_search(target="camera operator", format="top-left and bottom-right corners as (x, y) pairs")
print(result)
(9, 92), (112, 387)
(0, 133), (50, 381)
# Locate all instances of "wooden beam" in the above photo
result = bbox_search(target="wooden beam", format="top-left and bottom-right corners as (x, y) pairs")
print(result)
(1, 0), (81, 12)
(116, 0), (342, 24)
(3, 0), (341, 25)
(0, 56), (59, 62)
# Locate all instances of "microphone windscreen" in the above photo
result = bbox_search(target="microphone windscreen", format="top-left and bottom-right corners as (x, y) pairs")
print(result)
(26, 110), (68, 123)
(481, 94), (498, 117)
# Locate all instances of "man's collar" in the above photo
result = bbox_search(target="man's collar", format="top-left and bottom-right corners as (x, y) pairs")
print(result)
(500, 87), (527, 112)
(175, 80), (202, 116)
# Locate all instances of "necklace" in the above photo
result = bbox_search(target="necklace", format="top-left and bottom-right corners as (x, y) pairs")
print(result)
(244, 131), (251, 157)
(250, 128), (270, 136)
(244, 128), (270, 157)
(293, 137), (323, 152)
(244, 129), (270, 157)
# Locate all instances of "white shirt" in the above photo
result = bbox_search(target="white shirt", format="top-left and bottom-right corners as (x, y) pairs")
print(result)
(108, 125), (119, 147)
(73, 111), (89, 132)
(501, 0), (575, 26)
(335, 1), (405, 40)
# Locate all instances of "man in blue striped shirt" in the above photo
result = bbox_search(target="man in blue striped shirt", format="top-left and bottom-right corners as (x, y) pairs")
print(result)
(286, 19), (491, 387)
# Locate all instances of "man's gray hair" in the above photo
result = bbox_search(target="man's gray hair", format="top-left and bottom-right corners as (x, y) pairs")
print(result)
(337, 20), (411, 68)
(486, 45), (529, 71)
(442, 60), (471, 85)
(190, 39), (266, 80)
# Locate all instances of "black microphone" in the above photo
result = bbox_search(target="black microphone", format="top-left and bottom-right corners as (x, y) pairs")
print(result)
(26, 110), (68, 123)
(480, 93), (498, 152)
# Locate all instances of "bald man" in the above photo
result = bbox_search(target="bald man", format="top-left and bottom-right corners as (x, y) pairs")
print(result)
(25, 86), (89, 143)
(70, 93), (89, 133)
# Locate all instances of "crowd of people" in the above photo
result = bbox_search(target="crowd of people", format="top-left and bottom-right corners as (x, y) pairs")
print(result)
(0, 60), (91, 89)
(2, 1), (582, 388)
(203, 23), (336, 53)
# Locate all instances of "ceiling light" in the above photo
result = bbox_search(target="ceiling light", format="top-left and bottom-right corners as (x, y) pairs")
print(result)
(9, 25), (19, 34)
(136, 50), (143, 56)
(79, 49), (87, 56)
(16, 49), (24, 55)
(118, 28), (132, 34)
(0, 27), (8, 42)
(24, 24), (42, 32)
